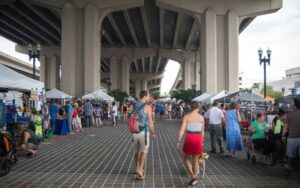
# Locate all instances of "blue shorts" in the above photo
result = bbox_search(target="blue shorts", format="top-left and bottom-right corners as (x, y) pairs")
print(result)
(287, 138), (300, 158)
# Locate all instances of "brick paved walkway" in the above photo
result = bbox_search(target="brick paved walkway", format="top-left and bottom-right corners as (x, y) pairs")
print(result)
(0, 120), (299, 188)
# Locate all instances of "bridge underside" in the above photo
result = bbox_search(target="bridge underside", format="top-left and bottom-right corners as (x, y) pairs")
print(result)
(0, 0), (282, 97)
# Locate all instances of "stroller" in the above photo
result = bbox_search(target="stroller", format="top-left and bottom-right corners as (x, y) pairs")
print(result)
(247, 134), (274, 165)
(246, 133), (257, 164)
(0, 131), (17, 177)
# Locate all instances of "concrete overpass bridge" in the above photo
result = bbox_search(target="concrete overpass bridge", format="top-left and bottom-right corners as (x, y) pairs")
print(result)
(0, 0), (282, 97)
(0, 51), (40, 79)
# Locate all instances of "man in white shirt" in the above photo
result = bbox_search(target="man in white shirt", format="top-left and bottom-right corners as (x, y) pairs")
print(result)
(205, 101), (225, 153)
(111, 102), (118, 126)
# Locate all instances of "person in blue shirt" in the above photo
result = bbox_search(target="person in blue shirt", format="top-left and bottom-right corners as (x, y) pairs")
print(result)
(49, 100), (58, 133)
(66, 101), (74, 134)
(83, 99), (94, 128)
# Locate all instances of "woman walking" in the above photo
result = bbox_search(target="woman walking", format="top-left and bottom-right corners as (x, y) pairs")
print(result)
(94, 104), (103, 127)
(72, 103), (83, 133)
(176, 101), (204, 186)
(226, 102), (243, 157)
(122, 103), (128, 121)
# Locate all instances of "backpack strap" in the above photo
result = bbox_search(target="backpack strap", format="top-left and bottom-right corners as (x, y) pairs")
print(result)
(133, 103), (146, 114)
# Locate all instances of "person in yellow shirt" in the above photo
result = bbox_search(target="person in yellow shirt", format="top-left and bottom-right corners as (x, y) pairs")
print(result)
(271, 109), (286, 164)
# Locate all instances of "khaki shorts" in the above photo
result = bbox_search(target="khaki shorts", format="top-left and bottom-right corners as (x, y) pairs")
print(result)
(133, 131), (150, 153)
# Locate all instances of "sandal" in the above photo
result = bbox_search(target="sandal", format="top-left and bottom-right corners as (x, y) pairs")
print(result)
(188, 178), (198, 186)
(135, 172), (144, 180)
(32, 151), (37, 157)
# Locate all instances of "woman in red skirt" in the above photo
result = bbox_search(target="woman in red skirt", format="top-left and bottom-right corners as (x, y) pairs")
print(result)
(176, 101), (204, 186)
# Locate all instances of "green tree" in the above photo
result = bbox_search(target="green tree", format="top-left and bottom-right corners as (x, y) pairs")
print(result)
(149, 88), (161, 99)
(170, 89), (200, 102)
(260, 85), (283, 100)
(109, 89), (128, 102)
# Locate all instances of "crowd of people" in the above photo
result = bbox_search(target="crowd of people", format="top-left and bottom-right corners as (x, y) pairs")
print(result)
(9, 90), (299, 186)
(174, 97), (300, 185)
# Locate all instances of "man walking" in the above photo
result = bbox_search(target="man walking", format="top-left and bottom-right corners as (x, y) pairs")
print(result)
(283, 97), (300, 172)
(205, 101), (225, 154)
(133, 90), (155, 180)
(66, 101), (73, 133)
(83, 99), (93, 128)
(111, 102), (118, 126)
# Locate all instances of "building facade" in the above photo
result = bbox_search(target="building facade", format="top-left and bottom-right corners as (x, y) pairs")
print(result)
(268, 67), (300, 96)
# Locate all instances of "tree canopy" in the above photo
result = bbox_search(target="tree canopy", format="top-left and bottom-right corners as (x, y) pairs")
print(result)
(149, 88), (160, 99)
(170, 89), (200, 102)
(260, 85), (283, 99)
(109, 89), (128, 103)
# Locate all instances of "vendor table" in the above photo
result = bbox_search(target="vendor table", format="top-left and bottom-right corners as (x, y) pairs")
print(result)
(54, 119), (69, 135)
(6, 116), (30, 123)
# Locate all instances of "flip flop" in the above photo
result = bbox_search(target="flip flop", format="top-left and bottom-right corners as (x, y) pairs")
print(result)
(135, 173), (144, 180)
(188, 178), (197, 186)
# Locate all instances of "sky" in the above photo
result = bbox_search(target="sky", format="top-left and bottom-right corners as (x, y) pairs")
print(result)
(239, 0), (300, 85)
(162, 0), (300, 93)
(0, 0), (299, 94)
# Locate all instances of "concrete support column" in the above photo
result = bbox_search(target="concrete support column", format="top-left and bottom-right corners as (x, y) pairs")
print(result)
(47, 55), (57, 89)
(200, 8), (217, 93)
(225, 10), (239, 92)
(142, 80), (148, 91)
(56, 59), (61, 90)
(195, 61), (200, 90)
(121, 56), (130, 94)
(110, 56), (118, 90)
(84, 3), (101, 93)
(61, 2), (76, 96)
(135, 80), (140, 98)
(39, 55), (46, 83)
(183, 61), (191, 90)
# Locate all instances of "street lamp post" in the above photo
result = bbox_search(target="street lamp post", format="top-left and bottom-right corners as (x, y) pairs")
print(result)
(191, 83), (196, 91)
(106, 78), (112, 93)
(281, 87), (285, 96)
(258, 48), (271, 98)
(28, 44), (41, 80)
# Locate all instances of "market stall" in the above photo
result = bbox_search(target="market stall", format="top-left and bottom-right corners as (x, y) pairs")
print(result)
(215, 91), (268, 127)
(82, 89), (114, 101)
(0, 64), (45, 142)
(46, 88), (72, 99)
(203, 90), (230, 104)
(0, 64), (44, 124)
(192, 93), (212, 102)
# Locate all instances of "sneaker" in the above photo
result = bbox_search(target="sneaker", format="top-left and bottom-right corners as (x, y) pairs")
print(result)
(210, 150), (216, 154)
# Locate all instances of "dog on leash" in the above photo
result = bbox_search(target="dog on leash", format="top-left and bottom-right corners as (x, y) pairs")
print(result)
(198, 152), (209, 179)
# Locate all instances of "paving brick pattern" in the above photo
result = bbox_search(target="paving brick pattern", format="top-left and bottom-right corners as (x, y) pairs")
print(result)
(0, 119), (299, 188)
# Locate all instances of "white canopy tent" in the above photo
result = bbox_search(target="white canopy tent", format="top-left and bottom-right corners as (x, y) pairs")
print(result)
(204, 90), (230, 104)
(82, 89), (114, 101)
(192, 93), (212, 102)
(46, 88), (72, 99)
(0, 63), (44, 92)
